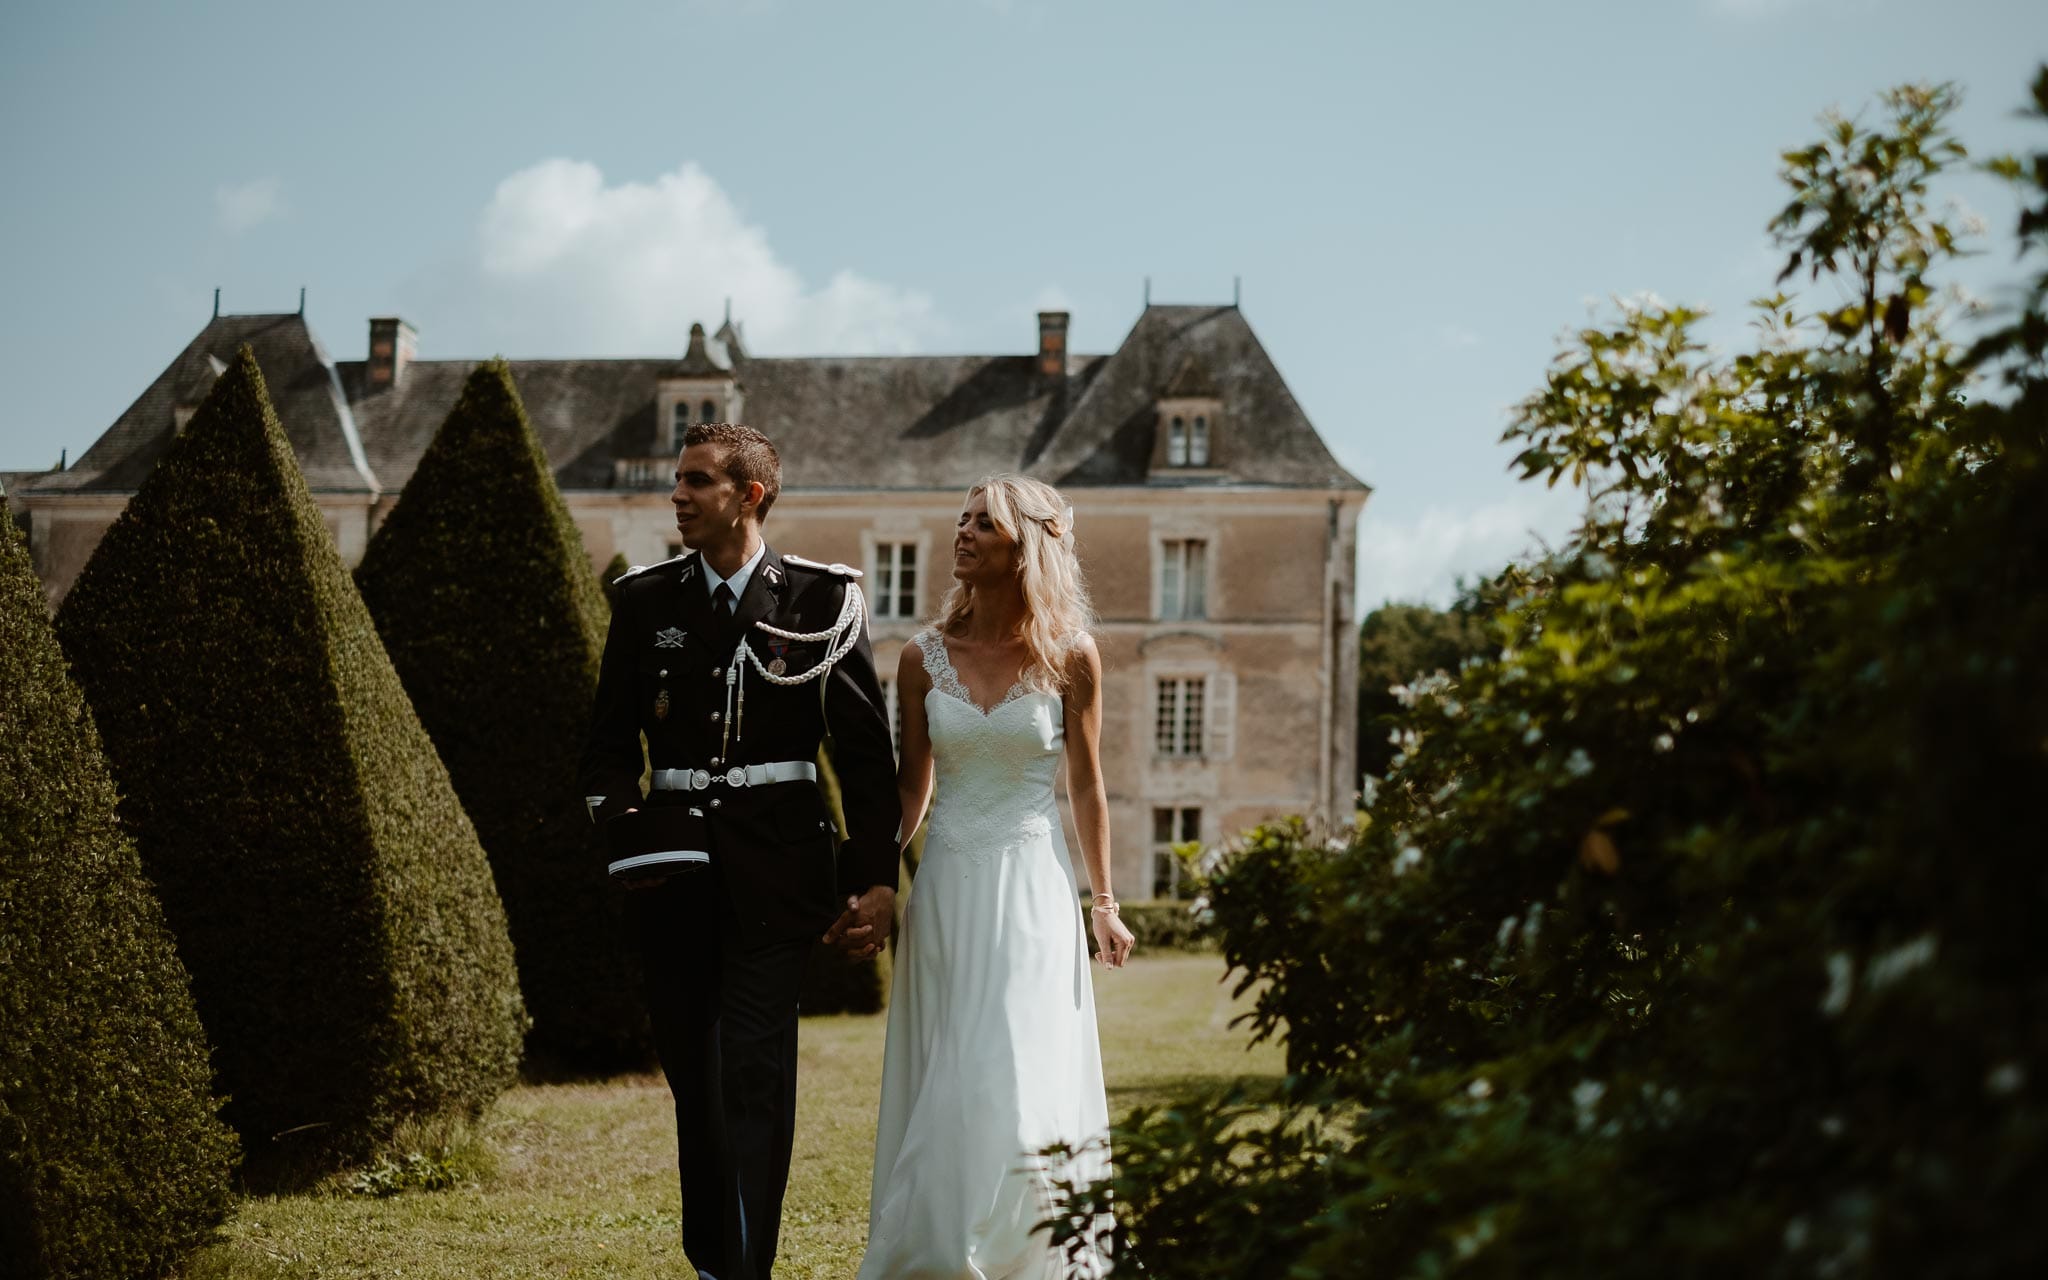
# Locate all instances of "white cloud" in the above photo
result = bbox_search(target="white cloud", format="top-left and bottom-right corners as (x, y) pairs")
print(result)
(214, 178), (283, 233)
(1357, 486), (1583, 608)
(1438, 323), (1481, 350)
(441, 158), (941, 357)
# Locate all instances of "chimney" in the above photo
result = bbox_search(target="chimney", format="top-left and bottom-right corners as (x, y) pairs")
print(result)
(1037, 311), (1069, 380)
(367, 317), (417, 390)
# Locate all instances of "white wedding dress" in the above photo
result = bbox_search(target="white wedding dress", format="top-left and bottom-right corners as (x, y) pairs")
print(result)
(859, 630), (1112, 1280)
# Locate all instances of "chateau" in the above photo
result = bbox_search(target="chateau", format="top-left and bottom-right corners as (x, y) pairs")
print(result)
(13, 301), (1368, 900)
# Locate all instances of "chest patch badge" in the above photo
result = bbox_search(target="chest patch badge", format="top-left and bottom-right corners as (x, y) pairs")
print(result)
(654, 627), (688, 649)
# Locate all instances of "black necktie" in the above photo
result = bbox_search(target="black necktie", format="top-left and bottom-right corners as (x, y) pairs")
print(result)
(713, 582), (735, 617)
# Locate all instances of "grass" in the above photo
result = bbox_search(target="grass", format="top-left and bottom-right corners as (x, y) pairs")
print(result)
(181, 951), (1280, 1279)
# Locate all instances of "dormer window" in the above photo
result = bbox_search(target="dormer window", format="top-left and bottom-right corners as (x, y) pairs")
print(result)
(655, 321), (743, 458)
(1152, 357), (1222, 476)
(1166, 415), (1213, 467)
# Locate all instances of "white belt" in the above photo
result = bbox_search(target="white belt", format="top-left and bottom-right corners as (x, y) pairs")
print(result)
(650, 761), (818, 792)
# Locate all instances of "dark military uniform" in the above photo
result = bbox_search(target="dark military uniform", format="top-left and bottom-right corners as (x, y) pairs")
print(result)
(580, 544), (900, 1280)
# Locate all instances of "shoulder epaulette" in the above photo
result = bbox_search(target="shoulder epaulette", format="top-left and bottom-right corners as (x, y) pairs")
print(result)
(782, 553), (864, 579)
(611, 552), (696, 587)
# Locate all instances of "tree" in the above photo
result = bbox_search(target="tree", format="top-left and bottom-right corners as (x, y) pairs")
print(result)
(0, 506), (237, 1279)
(1355, 595), (1494, 784)
(55, 347), (525, 1184)
(1052, 76), (2048, 1279)
(356, 360), (650, 1070)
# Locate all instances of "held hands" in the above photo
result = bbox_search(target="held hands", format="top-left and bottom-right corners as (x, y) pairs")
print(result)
(1091, 896), (1136, 969)
(823, 885), (897, 961)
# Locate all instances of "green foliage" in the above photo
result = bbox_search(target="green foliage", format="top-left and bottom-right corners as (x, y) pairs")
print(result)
(1356, 596), (1494, 784)
(355, 360), (649, 1071)
(1053, 76), (2048, 1278)
(54, 348), (525, 1186)
(600, 551), (631, 609)
(0, 507), (238, 1279)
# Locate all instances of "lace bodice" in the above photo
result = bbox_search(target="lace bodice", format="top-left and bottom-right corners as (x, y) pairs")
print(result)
(914, 630), (1064, 865)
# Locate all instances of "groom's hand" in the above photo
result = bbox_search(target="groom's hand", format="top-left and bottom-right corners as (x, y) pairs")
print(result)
(822, 885), (896, 961)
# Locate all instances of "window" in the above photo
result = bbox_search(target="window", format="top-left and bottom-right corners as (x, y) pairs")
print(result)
(1189, 415), (1210, 465)
(873, 542), (918, 620)
(1159, 539), (1208, 620)
(1167, 416), (1187, 466)
(1154, 677), (1206, 757)
(670, 401), (690, 451)
(1151, 806), (1202, 899)
(701, 398), (718, 424)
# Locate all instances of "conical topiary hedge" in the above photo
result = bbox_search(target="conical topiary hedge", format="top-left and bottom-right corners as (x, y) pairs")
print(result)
(0, 505), (238, 1279)
(53, 347), (525, 1183)
(600, 550), (631, 610)
(357, 359), (650, 1069)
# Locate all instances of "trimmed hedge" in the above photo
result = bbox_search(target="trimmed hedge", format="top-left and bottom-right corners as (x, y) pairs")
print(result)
(1084, 899), (1213, 955)
(0, 507), (237, 1279)
(600, 551), (631, 608)
(356, 360), (650, 1070)
(54, 347), (525, 1184)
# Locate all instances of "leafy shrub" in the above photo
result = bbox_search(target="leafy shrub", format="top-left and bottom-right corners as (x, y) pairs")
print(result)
(356, 360), (649, 1071)
(0, 507), (238, 1279)
(54, 347), (525, 1185)
(1053, 75), (2048, 1279)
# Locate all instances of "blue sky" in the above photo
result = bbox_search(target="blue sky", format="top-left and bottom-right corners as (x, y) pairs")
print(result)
(3, 0), (2043, 606)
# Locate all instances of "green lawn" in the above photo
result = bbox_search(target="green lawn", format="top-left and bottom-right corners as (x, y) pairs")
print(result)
(182, 951), (1278, 1279)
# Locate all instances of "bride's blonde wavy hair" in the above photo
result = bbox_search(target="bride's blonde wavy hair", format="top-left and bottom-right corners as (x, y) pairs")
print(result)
(933, 474), (1095, 693)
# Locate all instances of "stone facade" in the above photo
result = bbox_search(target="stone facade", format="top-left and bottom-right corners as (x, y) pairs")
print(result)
(20, 302), (1369, 900)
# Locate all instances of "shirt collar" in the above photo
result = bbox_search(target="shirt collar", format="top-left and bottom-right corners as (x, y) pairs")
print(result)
(701, 540), (768, 603)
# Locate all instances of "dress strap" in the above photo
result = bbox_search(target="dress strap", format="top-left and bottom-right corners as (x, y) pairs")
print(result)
(915, 629), (968, 704)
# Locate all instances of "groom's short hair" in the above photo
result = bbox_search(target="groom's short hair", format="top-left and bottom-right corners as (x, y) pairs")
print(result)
(684, 422), (782, 520)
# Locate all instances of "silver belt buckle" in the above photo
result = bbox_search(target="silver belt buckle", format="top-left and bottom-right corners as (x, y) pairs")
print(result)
(691, 769), (711, 790)
(726, 766), (747, 787)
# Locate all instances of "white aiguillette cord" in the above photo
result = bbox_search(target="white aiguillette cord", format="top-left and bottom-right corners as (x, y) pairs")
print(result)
(718, 580), (867, 759)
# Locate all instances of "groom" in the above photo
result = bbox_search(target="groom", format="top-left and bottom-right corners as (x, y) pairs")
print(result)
(580, 422), (901, 1280)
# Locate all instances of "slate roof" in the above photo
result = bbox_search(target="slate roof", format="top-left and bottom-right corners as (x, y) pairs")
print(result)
(1028, 306), (1360, 490)
(36, 312), (378, 493)
(38, 305), (1366, 497)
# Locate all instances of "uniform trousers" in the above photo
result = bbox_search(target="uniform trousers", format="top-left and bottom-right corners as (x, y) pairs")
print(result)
(630, 870), (810, 1280)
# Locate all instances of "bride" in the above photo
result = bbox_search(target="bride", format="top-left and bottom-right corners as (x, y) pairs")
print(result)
(850, 474), (1134, 1279)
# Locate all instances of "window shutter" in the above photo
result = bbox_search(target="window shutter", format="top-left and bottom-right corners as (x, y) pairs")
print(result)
(1207, 670), (1237, 761)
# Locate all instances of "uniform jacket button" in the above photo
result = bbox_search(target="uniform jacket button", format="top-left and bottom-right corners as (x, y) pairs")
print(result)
(709, 798), (722, 809)
(710, 711), (722, 722)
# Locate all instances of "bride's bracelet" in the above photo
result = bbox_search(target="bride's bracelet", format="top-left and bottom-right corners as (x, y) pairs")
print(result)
(1090, 894), (1119, 915)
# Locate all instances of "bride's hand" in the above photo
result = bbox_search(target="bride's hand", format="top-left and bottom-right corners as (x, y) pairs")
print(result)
(1091, 904), (1135, 969)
